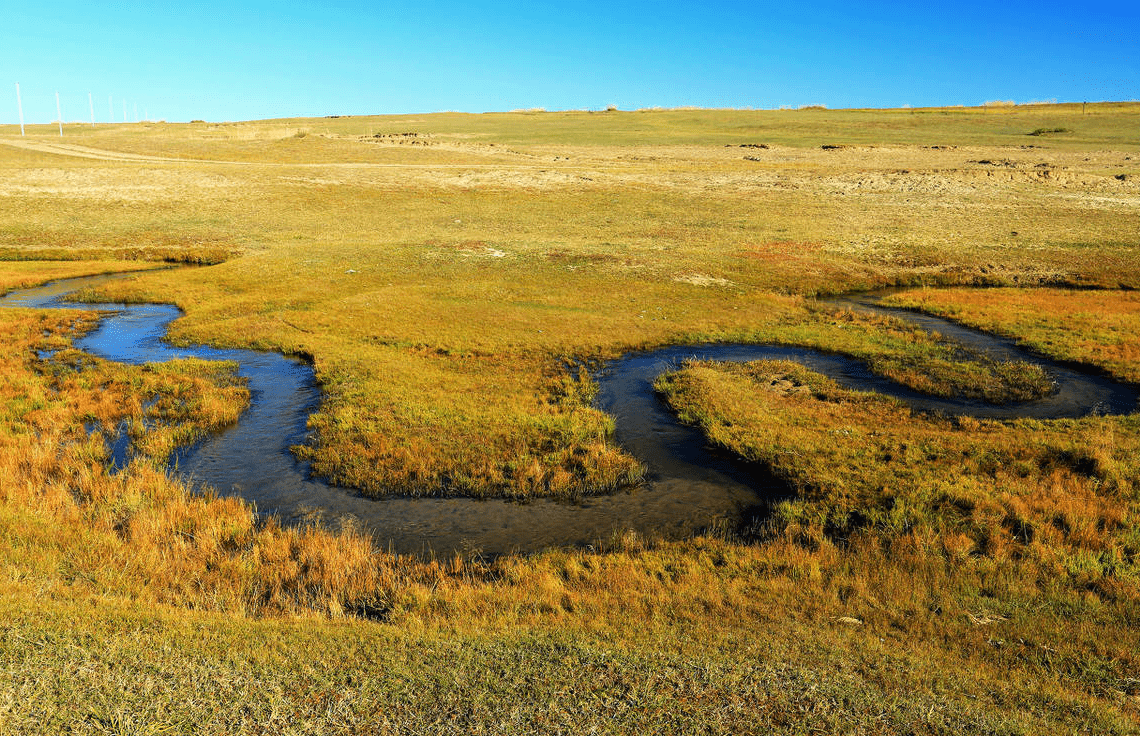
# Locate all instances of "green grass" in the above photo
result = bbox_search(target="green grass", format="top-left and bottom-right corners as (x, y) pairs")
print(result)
(9, 593), (1135, 735)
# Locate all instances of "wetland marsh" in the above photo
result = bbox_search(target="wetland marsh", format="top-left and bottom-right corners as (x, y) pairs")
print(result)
(1, 104), (1139, 732)
(4, 274), (1134, 558)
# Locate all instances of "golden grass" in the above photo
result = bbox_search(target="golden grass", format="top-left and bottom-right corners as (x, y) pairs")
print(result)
(653, 358), (1140, 717)
(0, 106), (1139, 729)
(0, 259), (160, 293)
(0, 309), (419, 616)
(657, 359), (1138, 572)
(785, 302), (1055, 402)
(5, 105), (1137, 496)
(886, 287), (1140, 384)
(0, 305), (1137, 729)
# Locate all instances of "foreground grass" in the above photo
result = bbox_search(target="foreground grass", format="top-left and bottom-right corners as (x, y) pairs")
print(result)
(0, 290), (1137, 731)
(0, 309), (410, 616)
(4, 581), (1137, 735)
(657, 359), (1140, 571)
(655, 359), (1140, 719)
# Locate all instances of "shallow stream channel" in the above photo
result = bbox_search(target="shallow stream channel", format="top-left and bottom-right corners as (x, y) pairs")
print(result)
(2, 273), (1137, 558)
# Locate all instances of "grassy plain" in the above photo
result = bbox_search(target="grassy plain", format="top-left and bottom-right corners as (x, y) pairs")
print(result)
(1, 103), (1139, 731)
(5, 103), (1138, 497)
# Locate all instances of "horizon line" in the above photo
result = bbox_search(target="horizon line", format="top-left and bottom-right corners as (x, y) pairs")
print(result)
(3, 99), (1139, 128)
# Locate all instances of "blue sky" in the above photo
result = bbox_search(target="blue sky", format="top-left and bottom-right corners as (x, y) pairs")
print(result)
(3, 0), (1138, 123)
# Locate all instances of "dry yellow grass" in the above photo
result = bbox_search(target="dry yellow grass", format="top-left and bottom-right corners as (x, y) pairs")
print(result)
(10, 104), (1132, 496)
(1, 105), (1139, 730)
(0, 308), (416, 616)
(886, 287), (1140, 384)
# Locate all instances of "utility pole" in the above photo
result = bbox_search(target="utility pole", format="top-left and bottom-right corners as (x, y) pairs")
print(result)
(89, 92), (95, 126)
(55, 92), (63, 137)
(15, 83), (25, 135)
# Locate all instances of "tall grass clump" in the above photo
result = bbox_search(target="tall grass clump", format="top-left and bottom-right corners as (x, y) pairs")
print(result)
(0, 309), (432, 616)
(655, 358), (1140, 605)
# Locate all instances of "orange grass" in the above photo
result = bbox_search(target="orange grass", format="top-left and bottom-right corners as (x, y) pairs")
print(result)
(0, 309), (421, 615)
(656, 359), (1140, 601)
(886, 287), (1140, 384)
(0, 304), (1138, 728)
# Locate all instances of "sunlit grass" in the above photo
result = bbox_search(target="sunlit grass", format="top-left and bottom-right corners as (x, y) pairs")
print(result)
(5, 105), (1136, 495)
(0, 105), (1139, 730)
(3, 307), (1138, 730)
(885, 287), (1140, 384)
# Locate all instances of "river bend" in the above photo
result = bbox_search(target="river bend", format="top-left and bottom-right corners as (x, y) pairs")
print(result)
(2, 274), (1135, 557)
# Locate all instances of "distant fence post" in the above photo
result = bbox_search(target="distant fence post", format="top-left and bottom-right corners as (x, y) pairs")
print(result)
(55, 91), (63, 137)
(15, 83), (25, 135)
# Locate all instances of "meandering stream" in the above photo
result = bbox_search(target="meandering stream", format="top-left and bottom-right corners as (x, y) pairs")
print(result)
(2, 273), (1136, 557)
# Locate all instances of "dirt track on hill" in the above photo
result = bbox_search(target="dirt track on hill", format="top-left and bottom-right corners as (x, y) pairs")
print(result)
(0, 138), (188, 163)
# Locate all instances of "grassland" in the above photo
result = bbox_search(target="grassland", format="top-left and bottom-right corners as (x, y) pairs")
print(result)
(1, 103), (1139, 731)
(885, 287), (1140, 384)
(5, 103), (1137, 498)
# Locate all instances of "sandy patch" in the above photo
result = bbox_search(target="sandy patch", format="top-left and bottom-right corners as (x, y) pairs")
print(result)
(673, 272), (735, 287)
(459, 246), (507, 258)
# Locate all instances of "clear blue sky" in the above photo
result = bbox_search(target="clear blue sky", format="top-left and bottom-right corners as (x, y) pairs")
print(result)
(3, 0), (1138, 123)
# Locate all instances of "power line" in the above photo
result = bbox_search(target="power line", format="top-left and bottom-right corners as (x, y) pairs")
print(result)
(10, 84), (151, 130)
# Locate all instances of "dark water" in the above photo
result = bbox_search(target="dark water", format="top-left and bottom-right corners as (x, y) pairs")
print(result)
(2, 274), (1136, 557)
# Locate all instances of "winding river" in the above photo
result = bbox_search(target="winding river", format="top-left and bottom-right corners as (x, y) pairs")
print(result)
(2, 273), (1136, 557)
